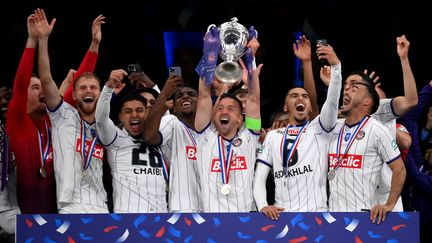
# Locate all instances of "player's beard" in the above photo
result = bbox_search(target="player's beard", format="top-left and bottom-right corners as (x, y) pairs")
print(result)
(77, 99), (96, 116)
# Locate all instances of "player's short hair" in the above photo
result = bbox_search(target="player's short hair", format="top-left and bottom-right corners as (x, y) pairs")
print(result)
(131, 87), (159, 100)
(73, 72), (101, 90)
(346, 71), (379, 114)
(118, 92), (147, 111)
(219, 93), (243, 113)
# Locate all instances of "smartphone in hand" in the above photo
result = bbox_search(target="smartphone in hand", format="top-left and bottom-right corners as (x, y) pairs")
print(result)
(168, 66), (182, 77)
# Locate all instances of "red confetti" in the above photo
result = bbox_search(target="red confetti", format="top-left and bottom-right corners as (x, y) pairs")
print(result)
(260, 224), (276, 232)
(155, 226), (165, 238)
(289, 236), (308, 243)
(314, 216), (323, 225)
(184, 217), (192, 226)
(67, 236), (75, 243)
(392, 224), (407, 231)
(25, 218), (33, 228)
(355, 235), (363, 243)
(103, 226), (118, 233)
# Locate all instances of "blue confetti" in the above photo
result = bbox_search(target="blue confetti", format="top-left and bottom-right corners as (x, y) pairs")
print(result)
(154, 216), (161, 223)
(110, 214), (123, 221)
(25, 237), (35, 243)
(343, 217), (351, 226)
(237, 232), (252, 239)
(165, 239), (174, 243)
(79, 233), (94, 240)
(368, 231), (382, 239)
(138, 229), (152, 238)
(238, 216), (251, 223)
(207, 238), (216, 243)
(184, 235), (193, 243)
(315, 235), (324, 242)
(213, 217), (221, 227)
(256, 240), (267, 243)
(387, 240), (398, 243)
(298, 222), (310, 230)
(291, 213), (304, 227)
(80, 218), (94, 224)
(43, 236), (56, 243)
(54, 219), (62, 227)
(134, 215), (147, 228)
(168, 226), (182, 238)
(398, 212), (410, 220)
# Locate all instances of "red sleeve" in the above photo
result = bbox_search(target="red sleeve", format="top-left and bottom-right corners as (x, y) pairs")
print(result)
(6, 48), (35, 137)
(63, 51), (98, 106)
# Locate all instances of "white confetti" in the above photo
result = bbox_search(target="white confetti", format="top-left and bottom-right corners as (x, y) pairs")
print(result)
(56, 221), (71, 234)
(33, 215), (47, 226)
(116, 229), (129, 243)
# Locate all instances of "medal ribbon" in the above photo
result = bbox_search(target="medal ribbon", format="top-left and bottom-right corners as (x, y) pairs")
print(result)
(182, 123), (197, 147)
(218, 135), (235, 185)
(1, 132), (9, 191)
(332, 116), (370, 173)
(280, 122), (308, 173)
(37, 121), (51, 170)
(81, 120), (98, 170)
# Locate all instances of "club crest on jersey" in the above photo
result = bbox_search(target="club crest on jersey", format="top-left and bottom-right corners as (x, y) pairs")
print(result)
(210, 156), (247, 172)
(344, 132), (351, 142)
(233, 138), (242, 147)
(329, 154), (362, 169)
(356, 131), (365, 140)
(186, 146), (197, 160)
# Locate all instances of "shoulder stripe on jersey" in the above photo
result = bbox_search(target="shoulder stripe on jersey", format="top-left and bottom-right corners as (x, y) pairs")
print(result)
(48, 98), (64, 112)
(386, 154), (401, 165)
(389, 98), (399, 117)
(196, 122), (211, 134)
(100, 130), (118, 147)
(248, 129), (261, 136)
(257, 159), (272, 168)
(318, 116), (336, 133)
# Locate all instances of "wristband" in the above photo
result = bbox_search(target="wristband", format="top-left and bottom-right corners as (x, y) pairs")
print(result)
(245, 116), (261, 130)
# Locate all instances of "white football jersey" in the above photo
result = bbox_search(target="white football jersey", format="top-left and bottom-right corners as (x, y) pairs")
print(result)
(105, 128), (168, 213)
(48, 101), (107, 212)
(373, 98), (403, 211)
(257, 116), (338, 212)
(159, 115), (201, 212)
(196, 124), (259, 212)
(328, 116), (400, 211)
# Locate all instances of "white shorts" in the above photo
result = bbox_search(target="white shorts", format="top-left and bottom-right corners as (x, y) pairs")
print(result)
(0, 207), (20, 234)
(59, 203), (108, 214)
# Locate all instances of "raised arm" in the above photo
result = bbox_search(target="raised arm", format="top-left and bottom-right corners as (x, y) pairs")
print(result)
(7, 14), (38, 125)
(293, 35), (319, 119)
(142, 75), (183, 145)
(195, 77), (213, 132)
(63, 14), (105, 106)
(95, 69), (127, 145)
(316, 44), (341, 131)
(35, 8), (61, 111)
(244, 37), (263, 132)
(392, 35), (418, 116)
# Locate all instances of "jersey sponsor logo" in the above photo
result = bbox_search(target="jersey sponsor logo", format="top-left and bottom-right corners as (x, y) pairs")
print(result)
(274, 164), (313, 178)
(287, 127), (300, 136)
(210, 156), (247, 172)
(75, 138), (104, 160)
(329, 154), (362, 169)
(186, 146), (197, 160)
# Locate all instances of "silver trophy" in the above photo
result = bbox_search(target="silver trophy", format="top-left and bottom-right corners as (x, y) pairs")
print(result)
(214, 17), (249, 83)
